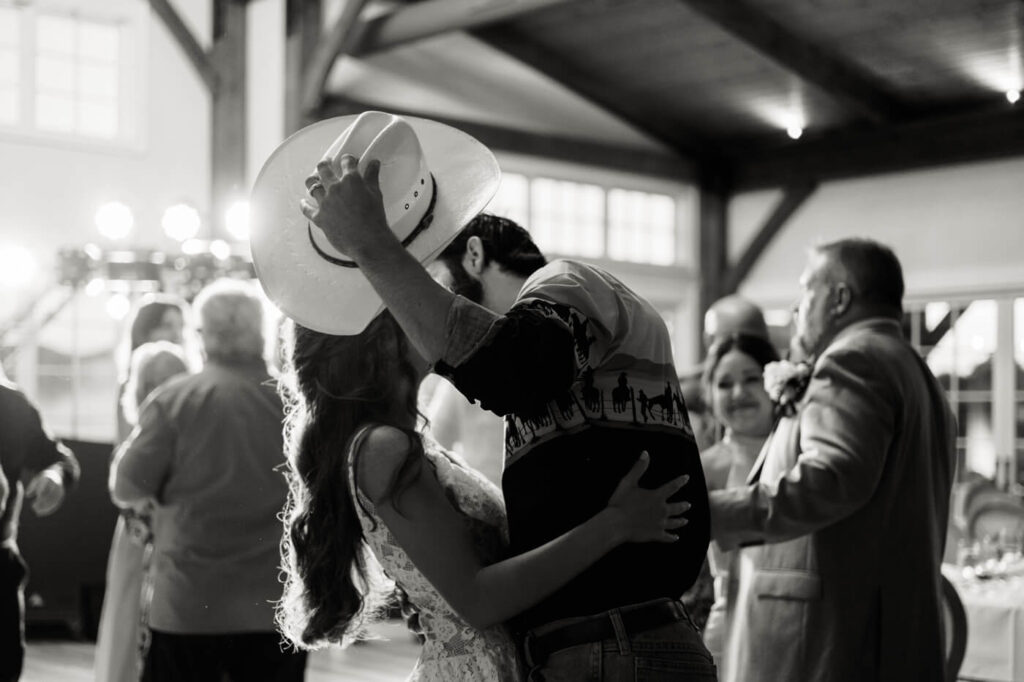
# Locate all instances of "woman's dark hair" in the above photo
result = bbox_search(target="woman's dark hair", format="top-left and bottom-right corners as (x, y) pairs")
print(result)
(701, 333), (780, 393)
(439, 213), (547, 278)
(129, 295), (186, 351)
(118, 293), (189, 383)
(276, 311), (424, 649)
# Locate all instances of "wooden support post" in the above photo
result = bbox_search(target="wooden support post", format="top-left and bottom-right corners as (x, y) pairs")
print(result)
(697, 165), (731, 351)
(285, 0), (323, 134)
(209, 0), (247, 238)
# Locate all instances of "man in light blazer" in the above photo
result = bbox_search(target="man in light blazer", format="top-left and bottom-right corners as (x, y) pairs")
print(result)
(709, 238), (956, 682)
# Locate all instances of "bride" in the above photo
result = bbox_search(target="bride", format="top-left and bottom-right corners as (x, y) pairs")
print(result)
(274, 311), (689, 680)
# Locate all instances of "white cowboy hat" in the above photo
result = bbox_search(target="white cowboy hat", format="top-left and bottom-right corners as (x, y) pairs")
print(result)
(249, 111), (500, 335)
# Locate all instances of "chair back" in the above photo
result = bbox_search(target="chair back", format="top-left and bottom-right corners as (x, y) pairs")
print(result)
(967, 497), (1024, 543)
(940, 575), (967, 682)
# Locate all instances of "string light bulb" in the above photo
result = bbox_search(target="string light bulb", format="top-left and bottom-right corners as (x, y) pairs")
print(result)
(95, 202), (134, 241)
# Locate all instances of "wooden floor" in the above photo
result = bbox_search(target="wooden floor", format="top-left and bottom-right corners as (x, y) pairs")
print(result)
(22, 620), (422, 682)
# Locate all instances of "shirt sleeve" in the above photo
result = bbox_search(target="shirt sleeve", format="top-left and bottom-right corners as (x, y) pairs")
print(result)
(20, 395), (80, 490)
(710, 345), (895, 550)
(110, 397), (176, 507)
(435, 295), (578, 416)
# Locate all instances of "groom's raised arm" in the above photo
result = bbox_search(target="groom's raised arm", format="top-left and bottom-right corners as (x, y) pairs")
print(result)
(710, 345), (896, 550)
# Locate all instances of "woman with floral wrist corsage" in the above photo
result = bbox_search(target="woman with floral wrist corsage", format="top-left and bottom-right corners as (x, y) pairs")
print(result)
(698, 333), (780, 664)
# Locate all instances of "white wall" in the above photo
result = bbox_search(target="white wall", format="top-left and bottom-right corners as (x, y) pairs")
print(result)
(731, 157), (1024, 309)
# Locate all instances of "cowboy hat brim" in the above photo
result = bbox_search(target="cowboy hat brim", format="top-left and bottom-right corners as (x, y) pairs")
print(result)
(249, 114), (500, 336)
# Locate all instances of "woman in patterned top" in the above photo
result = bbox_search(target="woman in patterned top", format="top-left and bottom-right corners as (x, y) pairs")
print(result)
(275, 311), (691, 681)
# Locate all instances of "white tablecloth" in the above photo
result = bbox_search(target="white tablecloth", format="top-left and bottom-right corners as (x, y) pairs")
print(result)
(945, 565), (1024, 682)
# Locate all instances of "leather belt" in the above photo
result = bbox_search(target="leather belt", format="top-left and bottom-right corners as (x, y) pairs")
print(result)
(523, 599), (687, 667)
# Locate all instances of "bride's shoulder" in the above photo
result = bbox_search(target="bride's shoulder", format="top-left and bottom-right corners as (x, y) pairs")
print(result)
(352, 425), (421, 502)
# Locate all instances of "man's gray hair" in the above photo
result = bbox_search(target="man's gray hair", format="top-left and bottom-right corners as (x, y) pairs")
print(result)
(194, 278), (265, 362)
(814, 237), (904, 315)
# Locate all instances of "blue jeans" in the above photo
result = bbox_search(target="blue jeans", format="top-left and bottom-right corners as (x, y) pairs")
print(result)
(525, 600), (718, 681)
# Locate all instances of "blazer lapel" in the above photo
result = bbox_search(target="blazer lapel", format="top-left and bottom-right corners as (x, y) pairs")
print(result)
(747, 416), (797, 484)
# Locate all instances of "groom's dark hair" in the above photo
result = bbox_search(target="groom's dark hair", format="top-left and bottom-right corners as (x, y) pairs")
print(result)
(816, 238), (904, 316)
(441, 213), (547, 278)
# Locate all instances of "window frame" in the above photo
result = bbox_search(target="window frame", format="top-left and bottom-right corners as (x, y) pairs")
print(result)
(0, 0), (146, 151)
(495, 151), (698, 270)
(904, 291), (1024, 489)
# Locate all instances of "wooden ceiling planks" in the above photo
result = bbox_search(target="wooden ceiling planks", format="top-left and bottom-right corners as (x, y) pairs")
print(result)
(312, 0), (1024, 184)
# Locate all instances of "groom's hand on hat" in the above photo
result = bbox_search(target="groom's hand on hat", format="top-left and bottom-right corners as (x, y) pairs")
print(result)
(300, 154), (396, 259)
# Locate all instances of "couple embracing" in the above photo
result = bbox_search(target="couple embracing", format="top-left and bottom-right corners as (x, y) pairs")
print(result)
(249, 112), (717, 681)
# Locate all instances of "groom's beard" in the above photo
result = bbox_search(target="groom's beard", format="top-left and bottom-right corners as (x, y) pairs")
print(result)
(443, 257), (484, 305)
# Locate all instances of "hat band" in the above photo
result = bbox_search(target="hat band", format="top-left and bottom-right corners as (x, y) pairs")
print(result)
(307, 175), (438, 269)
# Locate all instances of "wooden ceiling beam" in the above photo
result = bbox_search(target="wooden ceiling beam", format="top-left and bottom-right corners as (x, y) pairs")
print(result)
(472, 24), (711, 161)
(319, 96), (697, 180)
(731, 107), (1024, 190)
(678, 0), (907, 124)
(149, 0), (219, 94)
(348, 0), (578, 56)
(723, 181), (817, 294)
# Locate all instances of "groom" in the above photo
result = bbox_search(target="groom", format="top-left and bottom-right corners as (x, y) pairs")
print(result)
(709, 238), (956, 682)
(305, 154), (713, 678)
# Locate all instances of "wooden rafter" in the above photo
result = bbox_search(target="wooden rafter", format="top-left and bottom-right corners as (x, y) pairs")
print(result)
(732, 106), (1024, 190)
(472, 24), (710, 161)
(319, 96), (696, 179)
(678, 0), (906, 124)
(300, 0), (372, 113)
(148, 0), (218, 94)
(348, 0), (578, 56)
(723, 181), (817, 294)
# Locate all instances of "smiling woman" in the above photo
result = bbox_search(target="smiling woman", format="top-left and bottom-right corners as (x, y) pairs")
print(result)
(697, 332), (779, 664)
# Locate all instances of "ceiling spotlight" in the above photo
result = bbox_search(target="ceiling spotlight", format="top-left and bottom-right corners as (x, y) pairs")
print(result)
(1007, 90), (1021, 104)
(786, 125), (803, 140)
(225, 201), (250, 241)
(162, 203), (201, 242)
(95, 202), (134, 241)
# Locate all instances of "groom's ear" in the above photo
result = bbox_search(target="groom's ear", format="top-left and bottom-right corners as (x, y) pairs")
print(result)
(832, 282), (853, 317)
(465, 236), (488, 276)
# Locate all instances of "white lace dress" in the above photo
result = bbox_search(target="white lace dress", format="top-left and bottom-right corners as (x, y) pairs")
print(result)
(347, 429), (521, 681)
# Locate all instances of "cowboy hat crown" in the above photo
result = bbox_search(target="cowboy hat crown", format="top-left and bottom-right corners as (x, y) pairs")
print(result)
(249, 111), (500, 336)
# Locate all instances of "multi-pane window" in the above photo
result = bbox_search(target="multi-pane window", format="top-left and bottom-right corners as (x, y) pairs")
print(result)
(906, 297), (1024, 488)
(0, 2), (128, 142)
(608, 189), (676, 266)
(484, 172), (680, 266)
(531, 178), (604, 258)
(0, 6), (18, 125)
(1015, 298), (1024, 484)
(486, 172), (530, 227)
(35, 13), (120, 138)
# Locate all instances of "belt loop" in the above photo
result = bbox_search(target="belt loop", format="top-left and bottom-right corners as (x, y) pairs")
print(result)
(609, 609), (631, 656)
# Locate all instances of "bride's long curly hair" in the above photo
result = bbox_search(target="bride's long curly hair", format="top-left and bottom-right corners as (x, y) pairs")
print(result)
(276, 311), (424, 649)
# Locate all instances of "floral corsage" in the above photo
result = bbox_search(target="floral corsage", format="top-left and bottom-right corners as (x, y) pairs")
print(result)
(764, 359), (813, 417)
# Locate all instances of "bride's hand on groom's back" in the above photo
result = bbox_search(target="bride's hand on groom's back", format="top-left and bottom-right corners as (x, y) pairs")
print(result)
(606, 452), (690, 544)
